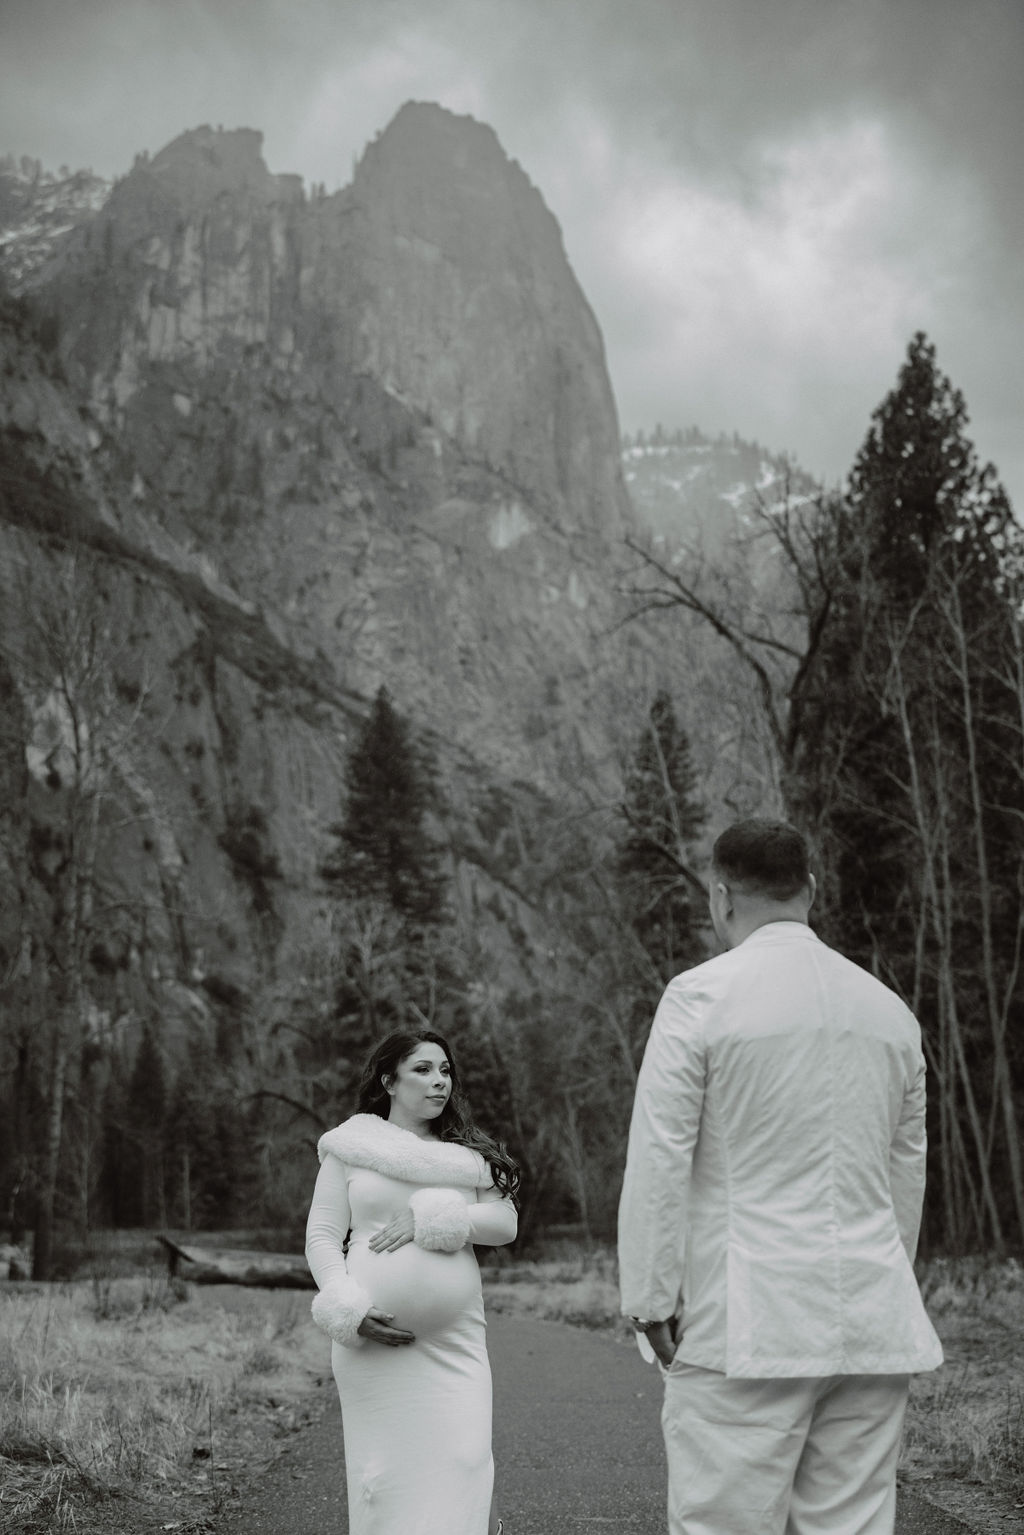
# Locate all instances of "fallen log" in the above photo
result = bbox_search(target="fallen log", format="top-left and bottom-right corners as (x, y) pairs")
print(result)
(158, 1234), (315, 1289)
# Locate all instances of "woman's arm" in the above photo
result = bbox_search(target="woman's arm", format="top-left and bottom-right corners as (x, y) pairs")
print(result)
(306, 1157), (415, 1347)
(468, 1183), (518, 1247)
(305, 1154), (355, 1291)
(403, 1181), (518, 1251)
(371, 1181), (518, 1254)
(305, 1157), (371, 1345)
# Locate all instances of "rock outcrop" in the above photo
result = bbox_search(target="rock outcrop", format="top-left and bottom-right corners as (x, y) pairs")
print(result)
(0, 105), (647, 1014)
(339, 102), (627, 542)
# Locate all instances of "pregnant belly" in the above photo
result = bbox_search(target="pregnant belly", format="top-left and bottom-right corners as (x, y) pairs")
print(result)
(347, 1240), (482, 1336)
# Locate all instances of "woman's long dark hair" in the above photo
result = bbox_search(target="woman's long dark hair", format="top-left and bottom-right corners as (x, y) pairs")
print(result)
(356, 1030), (520, 1201)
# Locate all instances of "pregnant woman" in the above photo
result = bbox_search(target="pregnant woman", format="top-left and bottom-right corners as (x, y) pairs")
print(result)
(305, 1029), (519, 1535)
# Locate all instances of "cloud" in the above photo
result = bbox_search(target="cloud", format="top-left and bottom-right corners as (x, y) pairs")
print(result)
(0, 0), (1021, 503)
(574, 118), (931, 468)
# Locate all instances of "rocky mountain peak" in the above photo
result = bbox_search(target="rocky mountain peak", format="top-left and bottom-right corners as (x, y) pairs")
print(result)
(25, 104), (627, 544)
(358, 99), (544, 217)
(139, 125), (300, 208)
(96, 124), (303, 245)
(352, 100), (571, 319)
(7, 105), (627, 543)
(346, 101), (629, 540)
(3, 105), (642, 795)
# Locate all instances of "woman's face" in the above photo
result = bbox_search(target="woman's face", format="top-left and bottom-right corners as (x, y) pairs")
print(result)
(384, 1041), (453, 1129)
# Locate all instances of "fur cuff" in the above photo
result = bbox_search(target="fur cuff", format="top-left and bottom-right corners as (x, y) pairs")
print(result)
(410, 1187), (473, 1251)
(311, 1274), (371, 1347)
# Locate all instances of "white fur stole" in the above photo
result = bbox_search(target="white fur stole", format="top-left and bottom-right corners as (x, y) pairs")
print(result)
(318, 1113), (489, 1188)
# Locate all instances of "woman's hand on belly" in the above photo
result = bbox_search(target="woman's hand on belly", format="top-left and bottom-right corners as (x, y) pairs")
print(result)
(348, 1243), (482, 1336)
(369, 1209), (415, 1253)
(356, 1305), (416, 1346)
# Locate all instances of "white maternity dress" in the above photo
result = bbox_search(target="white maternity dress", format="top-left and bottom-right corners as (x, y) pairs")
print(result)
(305, 1114), (518, 1535)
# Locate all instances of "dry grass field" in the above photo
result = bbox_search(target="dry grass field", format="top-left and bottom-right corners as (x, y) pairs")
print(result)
(901, 1257), (1024, 1531)
(0, 1271), (327, 1534)
(1, 1243), (1021, 1533)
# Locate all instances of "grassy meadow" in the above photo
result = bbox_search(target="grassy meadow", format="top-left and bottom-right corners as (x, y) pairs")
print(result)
(0, 1245), (328, 1535)
(1, 1240), (1022, 1533)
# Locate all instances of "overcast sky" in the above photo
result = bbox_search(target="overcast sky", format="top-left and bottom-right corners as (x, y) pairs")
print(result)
(3, 0), (1022, 506)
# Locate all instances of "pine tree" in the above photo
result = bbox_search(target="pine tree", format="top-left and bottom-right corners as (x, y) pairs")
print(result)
(791, 333), (1024, 1246)
(316, 690), (463, 1106)
(796, 333), (1018, 957)
(617, 690), (706, 978)
(322, 686), (448, 926)
(849, 332), (995, 596)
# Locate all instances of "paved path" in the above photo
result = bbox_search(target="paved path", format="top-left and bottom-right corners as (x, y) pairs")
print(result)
(222, 1314), (973, 1533)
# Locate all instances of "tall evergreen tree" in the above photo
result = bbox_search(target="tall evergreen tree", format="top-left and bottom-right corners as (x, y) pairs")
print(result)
(794, 334), (1018, 952)
(791, 332), (1024, 1247)
(617, 689), (707, 979)
(318, 688), (455, 1095)
(322, 686), (448, 926)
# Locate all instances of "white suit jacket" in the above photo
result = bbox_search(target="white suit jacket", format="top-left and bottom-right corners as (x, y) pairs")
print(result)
(618, 921), (943, 1378)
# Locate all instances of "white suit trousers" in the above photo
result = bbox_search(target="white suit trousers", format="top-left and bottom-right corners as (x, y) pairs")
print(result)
(661, 1364), (910, 1535)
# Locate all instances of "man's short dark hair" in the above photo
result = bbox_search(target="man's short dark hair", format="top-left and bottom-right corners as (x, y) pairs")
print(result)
(712, 818), (810, 902)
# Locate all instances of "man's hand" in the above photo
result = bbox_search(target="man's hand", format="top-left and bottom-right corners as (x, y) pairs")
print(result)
(645, 1316), (680, 1368)
(357, 1306), (415, 1346)
(369, 1211), (416, 1253)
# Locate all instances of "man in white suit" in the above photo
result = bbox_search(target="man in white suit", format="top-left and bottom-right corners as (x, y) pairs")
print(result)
(618, 818), (942, 1535)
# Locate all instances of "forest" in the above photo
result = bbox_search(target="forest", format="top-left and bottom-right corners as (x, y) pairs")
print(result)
(1, 331), (1022, 1274)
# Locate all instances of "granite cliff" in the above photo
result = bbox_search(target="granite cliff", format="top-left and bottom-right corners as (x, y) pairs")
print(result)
(0, 105), (648, 1031)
